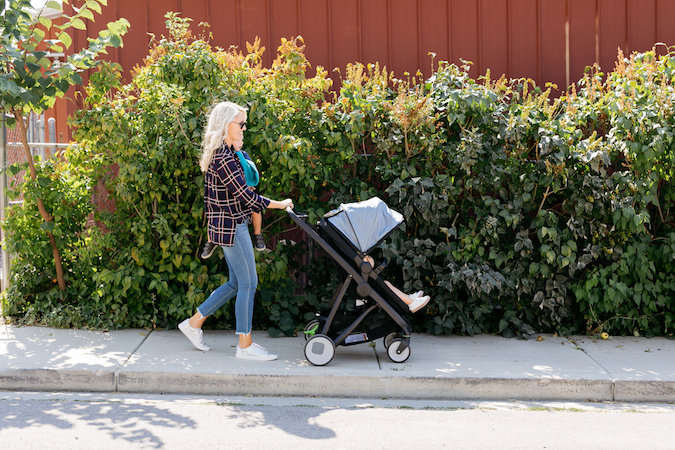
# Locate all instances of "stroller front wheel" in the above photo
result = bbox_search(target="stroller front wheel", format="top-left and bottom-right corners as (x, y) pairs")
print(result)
(305, 334), (335, 366)
(387, 339), (411, 363)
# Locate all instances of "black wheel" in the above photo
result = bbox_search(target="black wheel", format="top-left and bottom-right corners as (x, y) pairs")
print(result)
(303, 319), (320, 341)
(383, 332), (397, 350)
(387, 339), (411, 363)
(304, 334), (335, 366)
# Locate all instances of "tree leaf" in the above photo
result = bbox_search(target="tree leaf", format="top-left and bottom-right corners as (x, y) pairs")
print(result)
(59, 32), (73, 49)
(40, 221), (56, 232)
(88, 1), (102, 14)
(32, 28), (46, 43)
(39, 16), (53, 29)
(71, 18), (87, 30)
(80, 8), (95, 22)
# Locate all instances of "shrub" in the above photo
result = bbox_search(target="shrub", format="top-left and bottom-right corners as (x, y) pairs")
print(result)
(2, 155), (108, 328)
(4, 14), (674, 338)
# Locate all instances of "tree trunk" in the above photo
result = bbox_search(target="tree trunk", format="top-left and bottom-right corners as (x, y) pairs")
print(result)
(14, 110), (67, 291)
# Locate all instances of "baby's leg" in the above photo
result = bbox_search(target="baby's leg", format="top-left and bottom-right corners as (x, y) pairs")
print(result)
(364, 255), (429, 311)
(383, 280), (413, 305)
(251, 212), (266, 251)
(252, 211), (262, 235)
(364, 255), (411, 305)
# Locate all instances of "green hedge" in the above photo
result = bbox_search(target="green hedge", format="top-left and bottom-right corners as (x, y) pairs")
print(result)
(3, 15), (674, 337)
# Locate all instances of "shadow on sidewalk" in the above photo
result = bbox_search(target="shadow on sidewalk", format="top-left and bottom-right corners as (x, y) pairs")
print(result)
(0, 396), (338, 443)
(221, 403), (337, 440)
(0, 398), (195, 448)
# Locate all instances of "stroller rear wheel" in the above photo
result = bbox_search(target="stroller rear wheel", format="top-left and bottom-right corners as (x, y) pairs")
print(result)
(303, 320), (321, 341)
(383, 332), (397, 350)
(305, 334), (335, 366)
(387, 338), (411, 363)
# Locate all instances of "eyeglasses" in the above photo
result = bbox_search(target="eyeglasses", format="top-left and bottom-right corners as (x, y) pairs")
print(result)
(234, 121), (247, 130)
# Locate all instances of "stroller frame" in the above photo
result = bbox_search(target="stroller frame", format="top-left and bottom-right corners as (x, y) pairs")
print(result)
(287, 208), (413, 366)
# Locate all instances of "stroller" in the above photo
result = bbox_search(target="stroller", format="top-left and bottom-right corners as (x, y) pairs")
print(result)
(288, 197), (413, 366)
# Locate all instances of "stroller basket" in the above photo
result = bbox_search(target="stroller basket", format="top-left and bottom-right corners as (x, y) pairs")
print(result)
(287, 198), (413, 366)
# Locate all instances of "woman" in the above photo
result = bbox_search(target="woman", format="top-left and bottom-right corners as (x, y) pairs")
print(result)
(200, 145), (267, 258)
(179, 101), (293, 361)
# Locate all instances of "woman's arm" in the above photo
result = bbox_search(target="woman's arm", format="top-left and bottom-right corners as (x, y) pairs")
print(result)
(267, 198), (294, 210)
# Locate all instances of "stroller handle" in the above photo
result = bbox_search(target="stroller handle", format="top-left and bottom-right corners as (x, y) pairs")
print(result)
(286, 206), (309, 219)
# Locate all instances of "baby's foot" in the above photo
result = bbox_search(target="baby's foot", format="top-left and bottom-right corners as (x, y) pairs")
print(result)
(201, 242), (217, 259)
(409, 295), (431, 313)
(253, 234), (267, 251)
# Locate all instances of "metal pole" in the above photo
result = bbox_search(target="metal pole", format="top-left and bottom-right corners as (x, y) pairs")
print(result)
(48, 117), (56, 156)
(37, 113), (45, 159)
(0, 113), (10, 292)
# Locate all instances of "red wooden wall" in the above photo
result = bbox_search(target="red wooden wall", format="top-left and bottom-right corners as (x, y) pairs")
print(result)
(59, 0), (675, 138)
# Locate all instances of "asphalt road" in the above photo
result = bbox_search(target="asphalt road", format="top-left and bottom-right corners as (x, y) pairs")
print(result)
(2, 392), (674, 449)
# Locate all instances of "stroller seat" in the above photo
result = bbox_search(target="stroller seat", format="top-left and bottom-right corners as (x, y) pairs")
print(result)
(288, 197), (413, 366)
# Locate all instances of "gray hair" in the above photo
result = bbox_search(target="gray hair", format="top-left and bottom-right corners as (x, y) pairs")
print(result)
(199, 101), (248, 172)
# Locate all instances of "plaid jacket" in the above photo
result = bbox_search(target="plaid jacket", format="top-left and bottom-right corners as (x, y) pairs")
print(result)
(205, 144), (270, 246)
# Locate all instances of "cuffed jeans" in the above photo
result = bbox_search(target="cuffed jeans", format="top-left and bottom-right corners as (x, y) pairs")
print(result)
(196, 223), (257, 335)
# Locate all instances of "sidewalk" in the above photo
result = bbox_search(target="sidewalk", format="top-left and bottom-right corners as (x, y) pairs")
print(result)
(2, 320), (675, 402)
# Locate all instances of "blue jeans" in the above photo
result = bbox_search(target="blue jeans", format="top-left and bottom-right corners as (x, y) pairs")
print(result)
(197, 223), (257, 335)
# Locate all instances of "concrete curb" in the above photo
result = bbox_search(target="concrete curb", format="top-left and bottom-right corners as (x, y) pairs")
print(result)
(0, 368), (116, 392)
(0, 369), (630, 402)
(614, 380), (675, 403)
(117, 372), (615, 401)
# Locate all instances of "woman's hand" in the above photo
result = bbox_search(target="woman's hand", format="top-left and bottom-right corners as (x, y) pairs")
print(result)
(269, 198), (294, 210)
(280, 198), (294, 210)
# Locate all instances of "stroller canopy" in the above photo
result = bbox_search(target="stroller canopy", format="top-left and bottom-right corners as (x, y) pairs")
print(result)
(325, 197), (404, 253)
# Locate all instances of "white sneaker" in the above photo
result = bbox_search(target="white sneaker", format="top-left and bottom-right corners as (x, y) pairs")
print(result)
(236, 342), (277, 361)
(178, 319), (211, 351)
(409, 290), (424, 300)
(408, 295), (431, 313)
